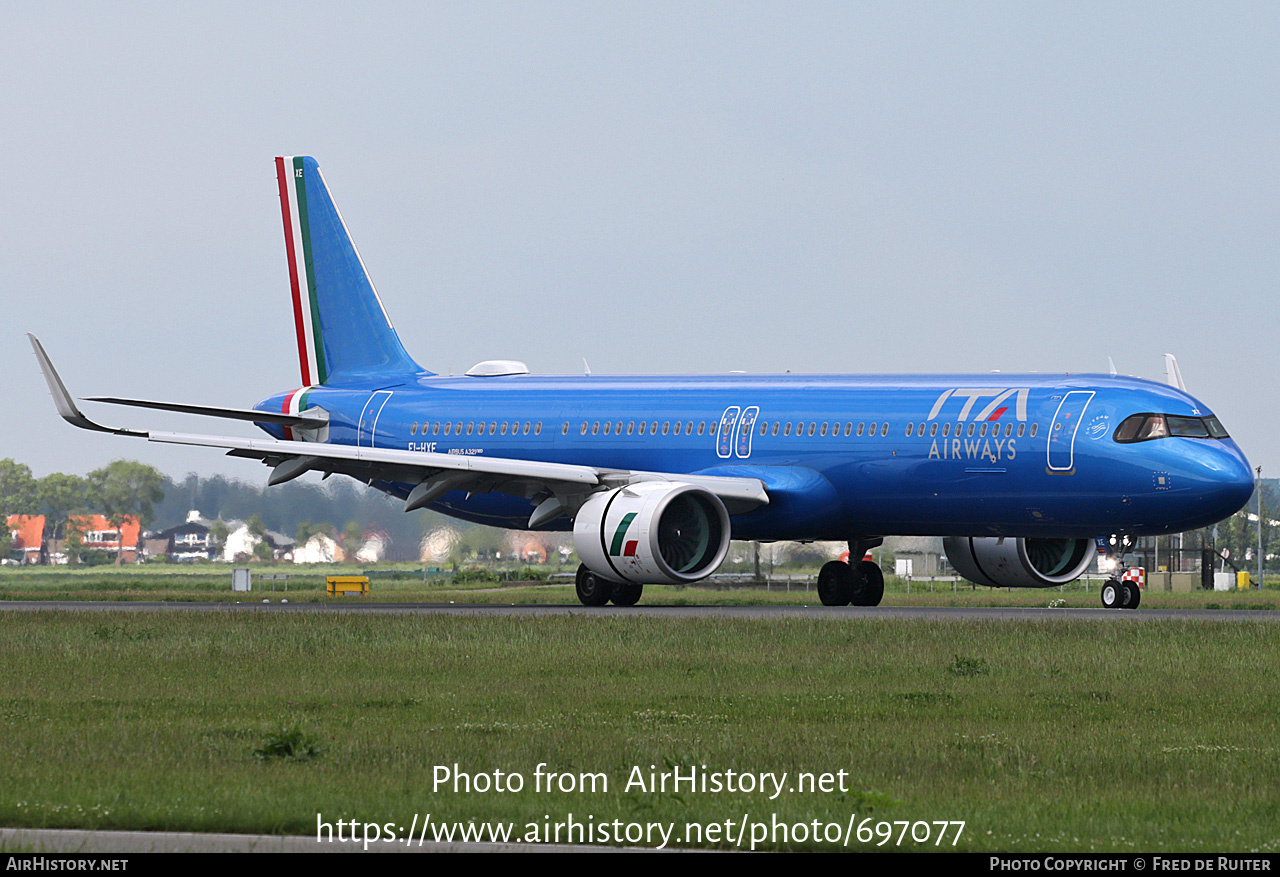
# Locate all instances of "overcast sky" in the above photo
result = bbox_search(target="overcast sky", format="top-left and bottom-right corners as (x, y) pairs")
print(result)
(3, 2), (1276, 481)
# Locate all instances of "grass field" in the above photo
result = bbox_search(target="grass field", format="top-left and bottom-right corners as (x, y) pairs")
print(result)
(1, 564), (1277, 610)
(1, 609), (1278, 851)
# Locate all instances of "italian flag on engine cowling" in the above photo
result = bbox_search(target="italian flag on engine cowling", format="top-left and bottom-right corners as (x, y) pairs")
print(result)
(276, 156), (327, 386)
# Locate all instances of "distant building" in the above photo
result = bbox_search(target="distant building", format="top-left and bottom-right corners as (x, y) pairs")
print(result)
(890, 536), (945, 576)
(151, 511), (218, 561)
(355, 531), (388, 564)
(38, 514), (142, 563)
(292, 533), (343, 564)
(222, 521), (294, 562)
(6, 515), (46, 565)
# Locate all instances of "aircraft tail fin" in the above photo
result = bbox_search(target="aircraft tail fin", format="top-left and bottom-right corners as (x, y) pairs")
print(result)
(275, 156), (429, 385)
(1163, 353), (1187, 392)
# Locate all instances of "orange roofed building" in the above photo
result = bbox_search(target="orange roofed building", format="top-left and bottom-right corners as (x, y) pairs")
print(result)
(69, 515), (142, 563)
(7, 515), (46, 565)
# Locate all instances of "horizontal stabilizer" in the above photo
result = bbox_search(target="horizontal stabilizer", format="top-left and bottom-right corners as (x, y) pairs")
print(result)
(84, 396), (327, 429)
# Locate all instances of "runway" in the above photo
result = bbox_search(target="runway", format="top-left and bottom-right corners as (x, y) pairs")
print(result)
(0, 601), (1273, 622)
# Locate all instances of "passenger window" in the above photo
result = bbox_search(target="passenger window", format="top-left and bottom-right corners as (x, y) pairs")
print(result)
(844, 423), (852, 437)
(929, 423), (937, 437)
(881, 423), (888, 437)
(627, 421), (635, 435)
(821, 422), (829, 437)
(651, 422), (658, 434)
(807, 422), (815, 436)
(697, 422), (705, 436)
(784, 422), (792, 437)
(443, 422), (452, 435)
(673, 422), (682, 435)
(638, 421), (646, 435)
(432, 422), (440, 435)
(856, 423), (864, 436)
(500, 422), (508, 435)
(1004, 423), (1012, 438)
(1017, 423), (1025, 437)
(535, 422), (542, 435)
(1030, 423), (1038, 437)
(662, 421), (670, 435)
(465, 422), (474, 435)
(561, 422), (568, 435)
(592, 422), (600, 435)
(905, 423), (913, 437)
(966, 423), (975, 437)
(979, 423), (987, 437)
(604, 421), (612, 435)
(410, 422), (418, 436)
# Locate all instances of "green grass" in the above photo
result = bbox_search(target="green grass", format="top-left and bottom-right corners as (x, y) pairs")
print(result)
(2, 564), (1278, 610)
(1, 611), (1278, 851)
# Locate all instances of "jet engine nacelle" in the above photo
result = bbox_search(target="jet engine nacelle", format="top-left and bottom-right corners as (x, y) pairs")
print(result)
(574, 482), (731, 585)
(943, 536), (1094, 589)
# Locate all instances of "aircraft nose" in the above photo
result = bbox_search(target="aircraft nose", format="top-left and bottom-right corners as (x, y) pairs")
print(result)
(1208, 443), (1255, 519)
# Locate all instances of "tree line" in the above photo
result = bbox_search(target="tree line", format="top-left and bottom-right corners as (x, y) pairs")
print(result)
(0, 459), (164, 564)
(0, 459), (470, 563)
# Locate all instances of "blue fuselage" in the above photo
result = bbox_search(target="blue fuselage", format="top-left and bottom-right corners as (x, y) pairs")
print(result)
(256, 371), (1254, 540)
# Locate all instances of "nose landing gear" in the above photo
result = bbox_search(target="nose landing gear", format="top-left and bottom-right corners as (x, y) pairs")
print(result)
(1100, 578), (1141, 610)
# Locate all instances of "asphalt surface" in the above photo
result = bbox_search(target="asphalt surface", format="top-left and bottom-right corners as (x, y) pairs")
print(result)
(0, 601), (1274, 621)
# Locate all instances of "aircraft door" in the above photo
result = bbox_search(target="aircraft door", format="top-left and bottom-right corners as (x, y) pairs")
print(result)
(1046, 391), (1094, 472)
(358, 390), (393, 448)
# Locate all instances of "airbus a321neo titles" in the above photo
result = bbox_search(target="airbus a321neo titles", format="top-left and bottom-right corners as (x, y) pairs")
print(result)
(30, 156), (1255, 609)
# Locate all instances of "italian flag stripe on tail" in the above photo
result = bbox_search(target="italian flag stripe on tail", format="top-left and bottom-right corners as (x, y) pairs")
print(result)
(275, 156), (327, 386)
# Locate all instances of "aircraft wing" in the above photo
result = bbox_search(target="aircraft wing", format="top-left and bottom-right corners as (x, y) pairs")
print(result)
(147, 431), (768, 517)
(30, 334), (768, 524)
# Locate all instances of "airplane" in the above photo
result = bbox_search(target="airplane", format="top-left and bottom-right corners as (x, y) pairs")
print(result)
(29, 156), (1255, 610)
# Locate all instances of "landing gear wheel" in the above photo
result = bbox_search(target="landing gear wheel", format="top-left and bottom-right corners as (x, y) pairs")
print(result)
(1120, 581), (1141, 609)
(818, 561), (852, 606)
(1101, 579), (1122, 609)
(852, 560), (884, 607)
(611, 582), (644, 606)
(575, 564), (614, 607)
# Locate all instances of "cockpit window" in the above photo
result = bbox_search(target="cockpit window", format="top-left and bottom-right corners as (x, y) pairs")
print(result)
(1114, 413), (1230, 443)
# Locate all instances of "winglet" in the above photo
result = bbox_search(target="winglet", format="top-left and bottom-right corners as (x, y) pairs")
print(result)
(27, 334), (147, 437)
(1163, 353), (1187, 392)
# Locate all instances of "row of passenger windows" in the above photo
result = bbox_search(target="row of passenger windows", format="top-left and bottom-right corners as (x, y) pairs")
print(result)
(410, 420), (544, 436)
(581, 420), (719, 436)
(408, 418), (1041, 440)
(906, 421), (1037, 439)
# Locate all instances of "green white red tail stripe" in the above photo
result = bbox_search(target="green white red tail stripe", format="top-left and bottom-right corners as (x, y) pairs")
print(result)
(281, 386), (315, 441)
(275, 156), (326, 386)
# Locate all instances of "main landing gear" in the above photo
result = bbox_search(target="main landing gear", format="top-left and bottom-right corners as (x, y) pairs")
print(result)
(1100, 578), (1141, 610)
(817, 559), (885, 607)
(575, 564), (644, 607)
(817, 538), (886, 607)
